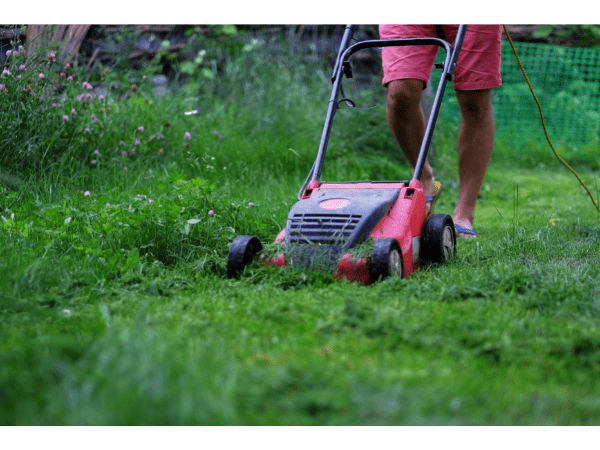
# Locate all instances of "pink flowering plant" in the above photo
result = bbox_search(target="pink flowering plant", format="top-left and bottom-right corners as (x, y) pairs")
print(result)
(1, 26), (271, 285)
(0, 33), (170, 178)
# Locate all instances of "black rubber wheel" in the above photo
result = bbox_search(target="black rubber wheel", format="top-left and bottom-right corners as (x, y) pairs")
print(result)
(421, 214), (456, 264)
(370, 238), (404, 282)
(227, 235), (263, 279)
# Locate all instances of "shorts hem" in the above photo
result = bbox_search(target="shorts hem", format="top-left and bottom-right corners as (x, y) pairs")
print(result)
(452, 79), (502, 91)
(382, 72), (430, 88)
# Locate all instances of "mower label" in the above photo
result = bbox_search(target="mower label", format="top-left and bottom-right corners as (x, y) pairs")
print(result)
(319, 199), (351, 210)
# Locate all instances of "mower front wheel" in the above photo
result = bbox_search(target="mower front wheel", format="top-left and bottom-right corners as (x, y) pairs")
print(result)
(421, 214), (456, 264)
(227, 235), (263, 279)
(370, 238), (404, 282)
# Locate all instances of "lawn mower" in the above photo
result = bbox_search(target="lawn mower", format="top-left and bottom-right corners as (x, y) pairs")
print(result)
(227, 25), (467, 284)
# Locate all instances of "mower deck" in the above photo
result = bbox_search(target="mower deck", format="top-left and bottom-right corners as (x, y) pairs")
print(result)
(260, 179), (428, 284)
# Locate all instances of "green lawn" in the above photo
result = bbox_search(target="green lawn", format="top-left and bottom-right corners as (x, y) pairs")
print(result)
(1, 30), (599, 426)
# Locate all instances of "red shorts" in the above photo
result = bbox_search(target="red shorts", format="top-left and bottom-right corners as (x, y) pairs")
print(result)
(379, 24), (502, 90)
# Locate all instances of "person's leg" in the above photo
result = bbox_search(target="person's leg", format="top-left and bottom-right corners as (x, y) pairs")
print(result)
(445, 24), (502, 238)
(380, 25), (439, 197)
(453, 88), (495, 238)
(385, 78), (435, 197)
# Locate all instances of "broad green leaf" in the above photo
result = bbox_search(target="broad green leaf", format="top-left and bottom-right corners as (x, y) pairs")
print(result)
(122, 247), (140, 272)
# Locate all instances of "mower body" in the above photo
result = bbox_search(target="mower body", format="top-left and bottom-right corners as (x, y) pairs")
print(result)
(263, 179), (426, 284)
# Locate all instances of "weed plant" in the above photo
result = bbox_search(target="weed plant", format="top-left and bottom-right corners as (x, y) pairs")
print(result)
(1, 27), (600, 426)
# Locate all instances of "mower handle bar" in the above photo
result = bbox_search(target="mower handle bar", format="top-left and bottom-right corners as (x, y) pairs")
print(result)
(298, 25), (467, 200)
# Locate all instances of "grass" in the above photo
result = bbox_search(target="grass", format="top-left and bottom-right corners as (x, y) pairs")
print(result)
(1, 31), (600, 426)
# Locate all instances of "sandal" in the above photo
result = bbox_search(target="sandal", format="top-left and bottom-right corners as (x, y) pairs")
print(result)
(454, 224), (478, 238)
(425, 181), (442, 218)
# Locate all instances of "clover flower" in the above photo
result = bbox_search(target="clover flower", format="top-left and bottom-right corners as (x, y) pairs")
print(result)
(184, 132), (191, 139)
(63, 115), (69, 121)
(77, 92), (95, 101)
(137, 126), (144, 133)
(84, 191), (91, 196)
(208, 210), (214, 216)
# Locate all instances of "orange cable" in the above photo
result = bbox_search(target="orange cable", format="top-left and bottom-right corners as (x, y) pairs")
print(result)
(503, 25), (600, 214)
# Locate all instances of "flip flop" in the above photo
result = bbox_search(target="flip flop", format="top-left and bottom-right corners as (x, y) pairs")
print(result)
(454, 224), (478, 238)
(425, 181), (442, 218)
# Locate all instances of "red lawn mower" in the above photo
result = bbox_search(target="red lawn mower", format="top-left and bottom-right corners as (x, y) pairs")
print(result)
(227, 25), (467, 284)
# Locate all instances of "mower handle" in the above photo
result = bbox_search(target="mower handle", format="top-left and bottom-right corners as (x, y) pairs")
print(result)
(298, 25), (467, 200)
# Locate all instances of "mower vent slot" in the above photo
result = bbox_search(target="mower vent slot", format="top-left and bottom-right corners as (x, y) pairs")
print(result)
(288, 213), (362, 245)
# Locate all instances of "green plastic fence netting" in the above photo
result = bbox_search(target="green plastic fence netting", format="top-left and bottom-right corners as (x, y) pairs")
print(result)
(431, 39), (600, 149)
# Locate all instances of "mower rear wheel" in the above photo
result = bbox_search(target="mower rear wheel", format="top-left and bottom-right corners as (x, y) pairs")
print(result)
(370, 238), (404, 282)
(421, 214), (456, 264)
(227, 235), (263, 279)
